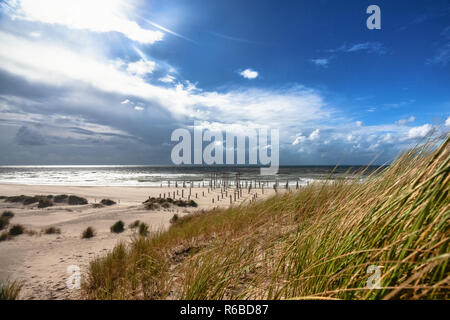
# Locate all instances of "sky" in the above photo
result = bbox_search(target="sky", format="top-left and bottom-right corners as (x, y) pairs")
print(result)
(0, 0), (449, 165)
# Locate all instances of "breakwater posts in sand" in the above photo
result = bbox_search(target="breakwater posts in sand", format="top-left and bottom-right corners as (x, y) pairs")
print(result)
(162, 177), (300, 191)
(150, 176), (303, 207)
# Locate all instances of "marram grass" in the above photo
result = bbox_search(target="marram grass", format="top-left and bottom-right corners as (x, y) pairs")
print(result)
(0, 281), (22, 300)
(83, 136), (449, 300)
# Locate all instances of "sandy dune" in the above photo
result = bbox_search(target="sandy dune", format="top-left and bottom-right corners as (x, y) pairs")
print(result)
(0, 183), (276, 299)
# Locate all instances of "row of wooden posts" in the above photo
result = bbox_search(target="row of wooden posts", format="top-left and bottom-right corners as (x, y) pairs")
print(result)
(156, 177), (306, 206)
(160, 177), (303, 191)
(157, 185), (259, 205)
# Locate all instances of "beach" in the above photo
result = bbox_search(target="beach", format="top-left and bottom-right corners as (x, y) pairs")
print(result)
(0, 183), (276, 299)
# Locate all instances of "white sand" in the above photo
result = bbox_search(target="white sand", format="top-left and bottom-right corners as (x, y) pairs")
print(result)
(0, 183), (276, 299)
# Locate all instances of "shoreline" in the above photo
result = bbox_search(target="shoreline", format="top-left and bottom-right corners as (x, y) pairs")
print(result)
(0, 183), (277, 299)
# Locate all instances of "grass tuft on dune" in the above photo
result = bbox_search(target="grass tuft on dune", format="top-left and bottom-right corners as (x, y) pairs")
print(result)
(0, 281), (22, 300)
(83, 135), (449, 300)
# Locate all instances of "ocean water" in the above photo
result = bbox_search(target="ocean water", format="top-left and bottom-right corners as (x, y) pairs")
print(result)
(0, 165), (383, 187)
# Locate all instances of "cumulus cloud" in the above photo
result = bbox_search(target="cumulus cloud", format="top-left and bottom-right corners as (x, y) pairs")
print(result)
(445, 116), (450, 127)
(126, 59), (156, 76)
(396, 116), (415, 125)
(0, 29), (332, 130)
(356, 121), (363, 127)
(309, 129), (320, 140)
(239, 68), (258, 79)
(292, 134), (305, 145)
(408, 124), (432, 139)
(0, 5), (441, 166)
(292, 129), (320, 144)
(159, 74), (176, 83)
(5, 0), (164, 44)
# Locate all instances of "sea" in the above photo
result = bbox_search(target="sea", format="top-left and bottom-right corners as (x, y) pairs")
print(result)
(0, 165), (384, 187)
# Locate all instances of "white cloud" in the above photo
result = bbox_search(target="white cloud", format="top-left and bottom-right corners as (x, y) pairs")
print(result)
(383, 133), (393, 143)
(4, 28), (435, 164)
(240, 68), (258, 79)
(331, 42), (387, 55)
(7, 0), (164, 44)
(292, 134), (306, 145)
(309, 129), (320, 140)
(159, 74), (175, 83)
(446, 116), (450, 127)
(29, 32), (41, 38)
(396, 116), (415, 125)
(292, 129), (320, 144)
(126, 59), (156, 76)
(311, 58), (329, 67)
(0, 31), (163, 96)
(408, 124), (432, 139)
(0, 31), (331, 129)
(1, 3), (444, 165)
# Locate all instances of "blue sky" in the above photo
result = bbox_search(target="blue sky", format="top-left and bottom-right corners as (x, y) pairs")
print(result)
(0, 0), (448, 165)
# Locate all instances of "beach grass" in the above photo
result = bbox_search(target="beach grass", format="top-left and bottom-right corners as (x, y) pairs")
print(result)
(1, 211), (14, 218)
(8, 224), (25, 236)
(111, 221), (125, 233)
(0, 281), (22, 300)
(129, 220), (141, 229)
(82, 227), (96, 239)
(101, 199), (116, 206)
(83, 135), (449, 300)
(43, 226), (61, 234)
